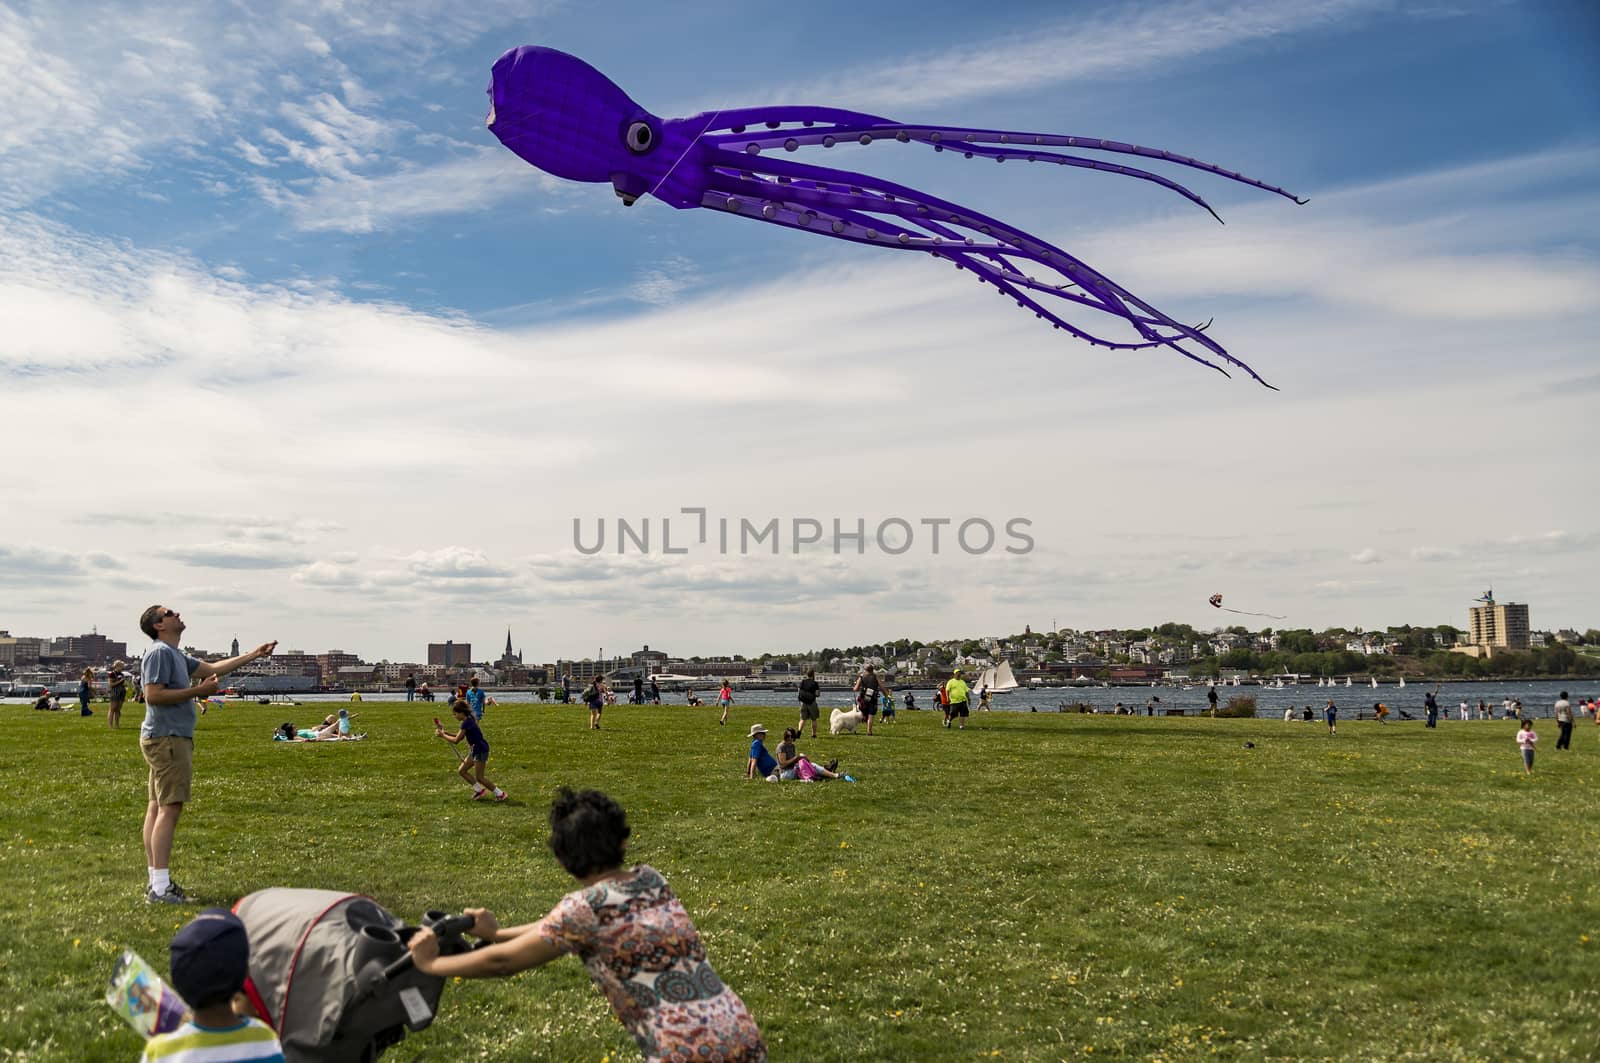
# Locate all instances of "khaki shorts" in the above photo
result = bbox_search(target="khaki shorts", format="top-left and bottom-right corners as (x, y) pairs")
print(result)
(142, 736), (194, 806)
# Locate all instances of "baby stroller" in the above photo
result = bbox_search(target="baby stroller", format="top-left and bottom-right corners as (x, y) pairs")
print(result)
(233, 888), (478, 1063)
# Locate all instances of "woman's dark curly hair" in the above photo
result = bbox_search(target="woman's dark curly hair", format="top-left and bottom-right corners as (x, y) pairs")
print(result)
(547, 787), (630, 878)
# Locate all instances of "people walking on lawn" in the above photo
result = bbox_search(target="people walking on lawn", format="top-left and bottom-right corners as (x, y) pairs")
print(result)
(1424, 683), (1440, 728)
(1517, 718), (1538, 775)
(797, 669), (821, 739)
(405, 673), (416, 702)
(880, 688), (897, 724)
(1325, 698), (1338, 736)
(649, 676), (661, 704)
(853, 664), (881, 736)
(1554, 691), (1573, 750)
(942, 669), (971, 730)
(465, 677), (487, 720)
(1207, 685), (1219, 716)
(437, 700), (506, 801)
(137, 603), (276, 904)
(79, 666), (96, 716)
(1459, 699), (1470, 722)
(404, 788), (767, 1062)
(718, 679), (734, 725)
(107, 661), (128, 729)
(585, 675), (610, 730)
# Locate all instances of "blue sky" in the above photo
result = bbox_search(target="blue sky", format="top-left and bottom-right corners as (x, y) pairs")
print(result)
(2, 0), (1597, 662)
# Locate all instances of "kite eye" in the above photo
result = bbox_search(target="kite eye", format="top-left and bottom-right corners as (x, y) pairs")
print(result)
(625, 121), (656, 154)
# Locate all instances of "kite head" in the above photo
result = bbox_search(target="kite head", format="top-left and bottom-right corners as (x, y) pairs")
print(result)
(487, 46), (672, 204)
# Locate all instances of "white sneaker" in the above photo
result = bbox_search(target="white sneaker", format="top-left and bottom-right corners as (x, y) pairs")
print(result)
(145, 882), (189, 905)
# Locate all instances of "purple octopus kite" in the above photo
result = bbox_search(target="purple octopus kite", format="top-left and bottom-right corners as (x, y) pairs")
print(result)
(486, 46), (1306, 387)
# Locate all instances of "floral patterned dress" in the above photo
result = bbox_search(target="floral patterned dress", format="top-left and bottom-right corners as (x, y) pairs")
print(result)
(534, 865), (767, 1062)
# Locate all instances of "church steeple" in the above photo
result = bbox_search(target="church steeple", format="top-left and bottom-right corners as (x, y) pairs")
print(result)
(505, 629), (514, 656)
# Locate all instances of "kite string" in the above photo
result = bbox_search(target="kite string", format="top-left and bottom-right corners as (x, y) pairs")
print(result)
(1221, 607), (1287, 620)
(647, 110), (723, 200)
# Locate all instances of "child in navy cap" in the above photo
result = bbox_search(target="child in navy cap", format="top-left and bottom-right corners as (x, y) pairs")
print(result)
(141, 909), (284, 1063)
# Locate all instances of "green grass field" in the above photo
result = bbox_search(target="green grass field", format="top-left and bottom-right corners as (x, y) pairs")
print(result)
(3, 702), (1598, 1061)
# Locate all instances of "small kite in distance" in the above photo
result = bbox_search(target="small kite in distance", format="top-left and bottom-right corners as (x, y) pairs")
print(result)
(1209, 593), (1286, 620)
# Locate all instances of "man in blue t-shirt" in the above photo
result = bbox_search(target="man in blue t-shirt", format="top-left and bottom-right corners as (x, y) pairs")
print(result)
(745, 724), (778, 780)
(466, 677), (487, 720)
(137, 605), (276, 905)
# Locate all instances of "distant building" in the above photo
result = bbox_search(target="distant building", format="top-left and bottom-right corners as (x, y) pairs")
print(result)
(661, 658), (753, 679)
(497, 630), (522, 667)
(318, 650), (364, 685)
(0, 633), (45, 667)
(556, 658), (621, 680)
(428, 641), (472, 667)
(1468, 600), (1530, 651)
(631, 645), (670, 674)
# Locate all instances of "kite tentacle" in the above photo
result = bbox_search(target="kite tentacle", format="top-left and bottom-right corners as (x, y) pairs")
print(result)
(708, 125), (1225, 222)
(703, 150), (1276, 387)
(711, 118), (1308, 207)
(686, 106), (895, 133)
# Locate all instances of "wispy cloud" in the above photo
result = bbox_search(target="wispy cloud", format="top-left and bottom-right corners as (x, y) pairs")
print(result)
(259, 148), (572, 234)
(0, 0), (556, 208)
(157, 543), (313, 570)
(711, 0), (1397, 112)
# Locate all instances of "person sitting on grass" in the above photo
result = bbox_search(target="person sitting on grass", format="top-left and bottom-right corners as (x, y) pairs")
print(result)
(141, 909), (284, 1063)
(1374, 702), (1390, 724)
(686, 688), (703, 707)
(747, 724), (778, 781)
(437, 700), (507, 801)
(773, 728), (842, 782)
(405, 788), (767, 1062)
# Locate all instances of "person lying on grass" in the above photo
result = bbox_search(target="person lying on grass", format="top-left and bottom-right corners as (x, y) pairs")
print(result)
(406, 787), (767, 1062)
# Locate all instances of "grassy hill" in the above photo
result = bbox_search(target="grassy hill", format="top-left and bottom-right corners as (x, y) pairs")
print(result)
(3, 702), (1597, 1061)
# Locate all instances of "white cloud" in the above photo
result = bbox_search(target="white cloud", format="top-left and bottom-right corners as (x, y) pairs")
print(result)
(0, 0), (555, 208)
(706, 0), (1396, 113)
(3, 136), (1598, 652)
(1351, 548), (1382, 564)
(266, 148), (572, 233)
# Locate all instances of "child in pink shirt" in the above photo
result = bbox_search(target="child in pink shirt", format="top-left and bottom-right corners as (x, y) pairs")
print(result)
(1516, 718), (1537, 775)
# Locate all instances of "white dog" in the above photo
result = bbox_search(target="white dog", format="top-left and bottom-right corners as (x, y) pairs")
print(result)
(829, 708), (864, 735)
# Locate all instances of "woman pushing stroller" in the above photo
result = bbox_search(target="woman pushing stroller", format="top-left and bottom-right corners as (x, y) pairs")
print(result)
(406, 788), (766, 1061)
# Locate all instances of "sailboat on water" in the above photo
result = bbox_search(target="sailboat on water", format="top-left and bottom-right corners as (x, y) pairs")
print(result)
(975, 660), (1020, 695)
(1370, 676), (1378, 688)
(1398, 676), (1406, 688)
(1344, 677), (1352, 687)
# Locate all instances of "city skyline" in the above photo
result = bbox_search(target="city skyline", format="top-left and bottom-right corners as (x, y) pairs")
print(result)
(3, 1), (1597, 655)
(5, 603), (1594, 670)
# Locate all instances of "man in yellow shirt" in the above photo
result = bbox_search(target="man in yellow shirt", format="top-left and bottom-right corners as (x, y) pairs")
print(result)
(941, 669), (971, 730)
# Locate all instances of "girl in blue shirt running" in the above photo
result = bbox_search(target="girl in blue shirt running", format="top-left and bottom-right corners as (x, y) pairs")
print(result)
(437, 701), (507, 801)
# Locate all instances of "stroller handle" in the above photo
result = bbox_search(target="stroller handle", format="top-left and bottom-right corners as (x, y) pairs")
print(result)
(366, 911), (478, 993)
